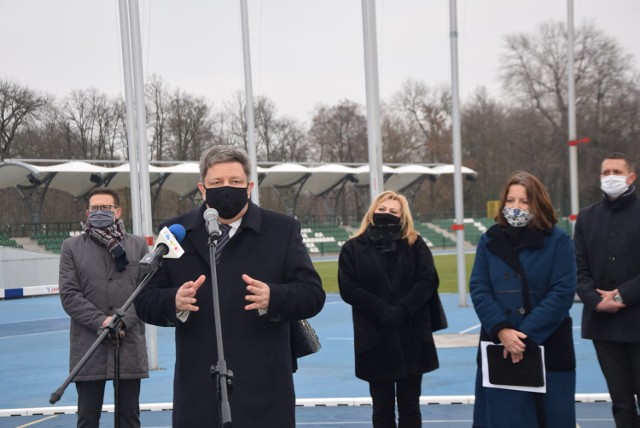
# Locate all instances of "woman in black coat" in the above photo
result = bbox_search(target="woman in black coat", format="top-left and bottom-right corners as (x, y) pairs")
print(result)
(338, 190), (442, 427)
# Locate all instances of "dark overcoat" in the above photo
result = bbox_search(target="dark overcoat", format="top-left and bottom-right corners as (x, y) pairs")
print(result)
(135, 202), (325, 428)
(470, 225), (577, 428)
(575, 190), (640, 341)
(59, 232), (149, 381)
(338, 233), (440, 382)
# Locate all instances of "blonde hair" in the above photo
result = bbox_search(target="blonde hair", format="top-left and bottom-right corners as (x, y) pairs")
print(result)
(355, 190), (419, 245)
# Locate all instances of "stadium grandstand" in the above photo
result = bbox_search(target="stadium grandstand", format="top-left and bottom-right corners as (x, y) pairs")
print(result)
(0, 159), (480, 250)
(0, 158), (575, 257)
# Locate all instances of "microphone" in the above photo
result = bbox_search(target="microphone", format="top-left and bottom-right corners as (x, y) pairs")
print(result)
(139, 224), (186, 273)
(204, 208), (221, 238)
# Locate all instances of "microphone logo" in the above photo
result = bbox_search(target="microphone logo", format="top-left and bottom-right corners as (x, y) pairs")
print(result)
(139, 224), (186, 273)
(157, 225), (185, 259)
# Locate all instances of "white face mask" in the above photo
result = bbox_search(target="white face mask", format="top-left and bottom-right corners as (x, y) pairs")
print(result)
(600, 175), (629, 199)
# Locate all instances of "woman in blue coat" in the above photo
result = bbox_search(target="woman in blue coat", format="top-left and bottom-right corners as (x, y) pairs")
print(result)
(470, 172), (577, 428)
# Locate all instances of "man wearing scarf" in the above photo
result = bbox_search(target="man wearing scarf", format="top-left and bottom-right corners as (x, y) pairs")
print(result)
(59, 187), (149, 428)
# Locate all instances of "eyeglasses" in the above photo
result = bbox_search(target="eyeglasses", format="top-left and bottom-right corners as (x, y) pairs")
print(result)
(87, 205), (118, 213)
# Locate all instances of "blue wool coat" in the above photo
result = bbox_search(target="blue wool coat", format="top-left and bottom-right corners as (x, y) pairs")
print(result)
(470, 225), (577, 428)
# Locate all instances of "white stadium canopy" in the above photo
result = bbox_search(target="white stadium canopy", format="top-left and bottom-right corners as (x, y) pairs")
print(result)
(0, 159), (476, 220)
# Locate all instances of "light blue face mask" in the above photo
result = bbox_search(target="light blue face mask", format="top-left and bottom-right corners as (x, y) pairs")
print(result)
(502, 206), (532, 228)
(88, 209), (115, 229)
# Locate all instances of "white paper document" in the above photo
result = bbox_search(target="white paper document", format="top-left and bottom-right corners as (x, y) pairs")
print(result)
(481, 341), (546, 393)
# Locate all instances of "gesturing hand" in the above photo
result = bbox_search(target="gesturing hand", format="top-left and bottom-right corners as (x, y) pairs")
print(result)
(243, 274), (271, 311)
(175, 275), (206, 313)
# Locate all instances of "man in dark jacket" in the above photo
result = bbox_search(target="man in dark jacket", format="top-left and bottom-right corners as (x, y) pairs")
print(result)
(135, 145), (325, 428)
(59, 187), (149, 427)
(575, 152), (640, 427)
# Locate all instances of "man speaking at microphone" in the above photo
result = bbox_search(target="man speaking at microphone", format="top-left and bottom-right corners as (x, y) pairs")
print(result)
(135, 145), (325, 427)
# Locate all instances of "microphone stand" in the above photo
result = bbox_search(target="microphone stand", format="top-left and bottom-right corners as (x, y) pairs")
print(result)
(207, 229), (233, 428)
(50, 268), (158, 428)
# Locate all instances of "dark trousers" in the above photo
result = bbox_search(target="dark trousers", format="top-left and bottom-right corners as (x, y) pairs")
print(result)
(369, 374), (423, 428)
(75, 379), (141, 428)
(593, 340), (640, 428)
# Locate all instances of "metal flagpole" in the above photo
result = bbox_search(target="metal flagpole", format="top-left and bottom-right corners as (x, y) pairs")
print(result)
(567, 0), (579, 227)
(127, 0), (158, 369)
(128, 0), (154, 245)
(117, 0), (142, 237)
(240, 0), (260, 205)
(117, 0), (158, 369)
(449, 0), (468, 306)
(361, 0), (384, 201)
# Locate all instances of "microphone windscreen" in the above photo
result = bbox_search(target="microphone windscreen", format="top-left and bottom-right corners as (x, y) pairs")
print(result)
(204, 208), (219, 222)
(168, 224), (186, 243)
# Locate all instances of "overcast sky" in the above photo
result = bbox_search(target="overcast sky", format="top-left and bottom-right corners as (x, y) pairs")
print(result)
(1, 0), (638, 123)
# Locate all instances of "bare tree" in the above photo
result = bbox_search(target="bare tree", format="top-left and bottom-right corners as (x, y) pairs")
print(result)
(62, 89), (98, 159)
(12, 101), (68, 159)
(0, 79), (47, 160)
(308, 100), (367, 163)
(220, 91), (249, 151)
(93, 94), (123, 160)
(146, 74), (171, 161)
(271, 116), (308, 162)
(60, 88), (124, 160)
(165, 89), (214, 161)
(218, 93), (309, 163)
(380, 102), (422, 163)
(254, 96), (278, 161)
(392, 79), (452, 163)
(460, 88), (512, 214)
(501, 21), (640, 211)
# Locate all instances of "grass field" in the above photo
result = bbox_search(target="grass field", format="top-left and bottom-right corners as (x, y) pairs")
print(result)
(313, 252), (476, 294)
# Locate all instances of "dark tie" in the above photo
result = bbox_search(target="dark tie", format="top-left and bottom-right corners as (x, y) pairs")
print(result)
(215, 224), (231, 264)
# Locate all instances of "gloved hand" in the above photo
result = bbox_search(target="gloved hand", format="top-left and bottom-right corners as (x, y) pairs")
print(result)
(382, 305), (408, 328)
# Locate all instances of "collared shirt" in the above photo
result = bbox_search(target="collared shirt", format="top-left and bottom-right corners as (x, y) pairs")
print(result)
(224, 217), (242, 239)
(177, 217), (244, 323)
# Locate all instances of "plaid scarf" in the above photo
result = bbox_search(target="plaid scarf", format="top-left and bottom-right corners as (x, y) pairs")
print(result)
(83, 219), (129, 271)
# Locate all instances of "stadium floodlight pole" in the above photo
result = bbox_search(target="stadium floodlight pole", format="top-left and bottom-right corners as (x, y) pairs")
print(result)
(361, 0), (384, 201)
(128, 0), (158, 369)
(567, 0), (579, 228)
(240, 0), (260, 206)
(449, 0), (468, 306)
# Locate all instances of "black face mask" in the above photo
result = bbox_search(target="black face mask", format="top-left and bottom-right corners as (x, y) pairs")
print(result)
(205, 186), (249, 219)
(372, 212), (401, 226)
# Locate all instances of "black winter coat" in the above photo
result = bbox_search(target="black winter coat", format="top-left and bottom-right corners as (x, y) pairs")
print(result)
(338, 233), (440, 382)
(575, 189), (640, 342)
(135, 202), (325, 428)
